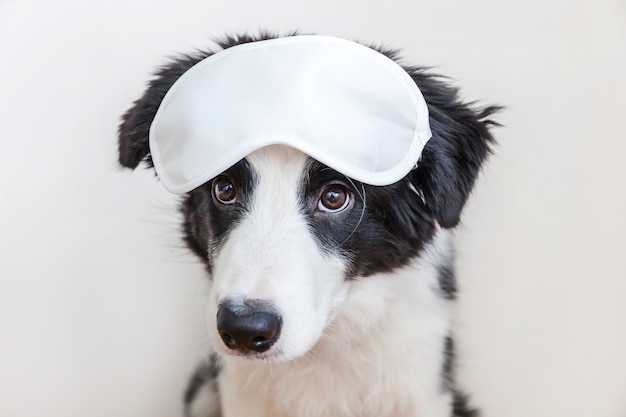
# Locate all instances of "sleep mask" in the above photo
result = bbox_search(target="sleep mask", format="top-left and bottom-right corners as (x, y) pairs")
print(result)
(149, 35), (432, 194)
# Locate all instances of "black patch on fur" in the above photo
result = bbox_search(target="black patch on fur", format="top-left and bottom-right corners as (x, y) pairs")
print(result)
(443, 337), (480, 417)
(181, 191), (212, 269)
(438, 264), (458, 300)
(181, 159), (256, 273)
(442, 336), (455, 391)
(184, 353), (221, 409)
(406, 67), (500, 228)
(300, 161), (436, 278)
(452, 391), (480, 417)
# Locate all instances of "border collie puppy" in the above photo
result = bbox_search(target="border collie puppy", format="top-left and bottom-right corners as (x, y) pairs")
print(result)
(118, 33), (499, 417)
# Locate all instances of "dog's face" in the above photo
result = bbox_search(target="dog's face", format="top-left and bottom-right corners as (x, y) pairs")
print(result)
(201, 146), (352, 361)
(118, 34), (498, 363)
(182, 145), (437, 361)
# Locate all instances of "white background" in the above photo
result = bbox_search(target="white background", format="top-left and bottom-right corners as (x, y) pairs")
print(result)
(1, 1), (625, 416)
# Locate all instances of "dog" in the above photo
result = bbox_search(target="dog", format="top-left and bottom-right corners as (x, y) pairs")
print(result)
(118, 33), (499, 417)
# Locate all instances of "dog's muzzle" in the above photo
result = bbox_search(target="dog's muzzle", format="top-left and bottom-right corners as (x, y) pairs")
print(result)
(216, 299), (282, 354)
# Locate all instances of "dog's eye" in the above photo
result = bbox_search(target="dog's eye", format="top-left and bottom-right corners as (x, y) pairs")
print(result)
(212, 177), (236, 205)
(318, 185), (351, 213)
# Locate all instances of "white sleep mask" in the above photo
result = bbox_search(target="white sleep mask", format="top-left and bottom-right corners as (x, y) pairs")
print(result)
(149, 35), (432, 194)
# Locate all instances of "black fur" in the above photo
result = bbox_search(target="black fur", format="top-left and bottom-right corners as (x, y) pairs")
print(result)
(443, 336), (455, 391)
(407, 67), (499, 228)
(453, 392), (480, 417)
(184, 354), (221, 416)
(438, 264), (458, 300)
(300, 161), (436, 278)
(443, 337), (480, 417)
(118, 32), (499, 417)
(181, 159), (257, 273)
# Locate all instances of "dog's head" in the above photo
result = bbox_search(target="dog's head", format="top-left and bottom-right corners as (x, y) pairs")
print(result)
(118, 34), (498, 362)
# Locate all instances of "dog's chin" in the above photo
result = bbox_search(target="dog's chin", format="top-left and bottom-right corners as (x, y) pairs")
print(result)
(210, 328), (323, 364)
(215, 348), (294, 363)
(213, 345), (312, 364)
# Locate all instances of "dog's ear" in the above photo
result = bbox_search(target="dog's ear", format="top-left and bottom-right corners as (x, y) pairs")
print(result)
(117, 34), (283, 170)
(118, 54), (208, 169)
(409, 70), (500, 229)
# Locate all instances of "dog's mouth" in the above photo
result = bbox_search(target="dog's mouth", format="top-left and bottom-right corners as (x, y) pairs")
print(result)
(220, 347), (286, 362)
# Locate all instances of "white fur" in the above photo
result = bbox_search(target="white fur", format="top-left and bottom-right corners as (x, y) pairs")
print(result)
(197, 145), (456, 417)
(207, 146), (349, 362)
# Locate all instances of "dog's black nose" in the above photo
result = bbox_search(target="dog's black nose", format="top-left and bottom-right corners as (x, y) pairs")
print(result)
(216, 300), (282, 354)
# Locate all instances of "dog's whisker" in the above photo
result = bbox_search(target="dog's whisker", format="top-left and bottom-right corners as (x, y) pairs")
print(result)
(243, 364), (262, 392)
